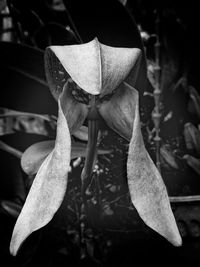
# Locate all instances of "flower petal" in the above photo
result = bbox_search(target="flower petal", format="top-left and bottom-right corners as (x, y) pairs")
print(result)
(98, 82), (134, 141)
(99, 42), (141, 97)
(99, 83), (182, 246)
(10, 98), (71, 256)
(60, 80), (88, 134)
(45, 38), (141, 98)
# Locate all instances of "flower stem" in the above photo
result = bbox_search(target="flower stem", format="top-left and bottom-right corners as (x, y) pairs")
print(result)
(81, 97), (99, 195)
(152, 8), (162, 172)
(79, 96), (99, 259)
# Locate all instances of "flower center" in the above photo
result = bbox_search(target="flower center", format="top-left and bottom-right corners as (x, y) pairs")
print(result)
(69, 78), (92, 105)
(69, 78), (116, 105)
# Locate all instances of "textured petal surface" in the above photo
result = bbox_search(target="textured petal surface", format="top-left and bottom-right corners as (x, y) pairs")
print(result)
(45, 38), (141, 98)
(98, 82), (134, 141)
(99, 82), (182, 246)
(60, 80), (88, 134)
(100, 43), (141, 97)
(10, 98), (71, 256)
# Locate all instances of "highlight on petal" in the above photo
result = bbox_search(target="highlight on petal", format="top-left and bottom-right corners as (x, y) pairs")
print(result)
(45, 38), (142, 98)
(99, 82), (182, 246)
(10, 98), (71, 256)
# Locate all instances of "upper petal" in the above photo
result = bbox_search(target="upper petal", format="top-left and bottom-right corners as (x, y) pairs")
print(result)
(45, 38), (141, 98)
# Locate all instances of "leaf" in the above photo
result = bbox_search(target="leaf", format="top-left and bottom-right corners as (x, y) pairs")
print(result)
(21, 141), (55, 175)
(45, 38), (141, 98)
(183, 155), (200, 175)
(0, 200), (22, 218)
(188, 86), (200, 120)
(184, 122), (200, 155)
(0, 107), (56, 137)
(21, 140), (112, 175)
(0, 140), (23, 159)
(99, 82), (182, 246)
(0, 42), (47, 86)
(160, 145), (179, 169)
(73, 125), (88, 141)
(10, 98), (71, 256)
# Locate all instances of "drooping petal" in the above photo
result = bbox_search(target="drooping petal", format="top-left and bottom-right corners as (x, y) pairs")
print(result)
(10, 98), (71, 256)
(99, 82), (182, 246)
(45, 38), (141, 98)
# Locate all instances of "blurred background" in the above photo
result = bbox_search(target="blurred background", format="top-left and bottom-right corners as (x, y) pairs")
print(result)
(1, 0), (200, 266)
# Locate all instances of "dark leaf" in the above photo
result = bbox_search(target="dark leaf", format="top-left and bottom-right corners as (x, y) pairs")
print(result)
(183, 154), (200, 175)
(0, 42), (47, 86)
(0, 200), (22, 218)
(0, 140), (22, 159)
(10, 97), (71, 256)
(188, 86), (200, 120)
(160, 145), (179, 169)
(184, 122), (200, 155)
(0, 107), (56, 137)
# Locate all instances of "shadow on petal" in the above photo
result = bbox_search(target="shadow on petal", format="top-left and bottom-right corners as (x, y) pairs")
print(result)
(98, 82), (135, 141)
(60, 80), (88, 134)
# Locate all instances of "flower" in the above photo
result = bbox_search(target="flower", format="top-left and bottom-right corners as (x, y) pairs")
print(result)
(10, 38), (182, 256)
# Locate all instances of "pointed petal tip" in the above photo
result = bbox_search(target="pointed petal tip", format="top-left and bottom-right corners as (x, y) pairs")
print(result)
(10, 245), (17, 257)
(9, 233), (20, 256)
(172, 235), (182, 247)
(168, 227), (182, 247)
